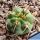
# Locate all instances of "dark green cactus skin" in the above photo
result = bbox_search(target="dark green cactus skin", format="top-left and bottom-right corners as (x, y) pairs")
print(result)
(7, 7), (34, 35)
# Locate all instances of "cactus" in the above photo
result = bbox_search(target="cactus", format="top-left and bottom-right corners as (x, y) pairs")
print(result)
(6, 6), (34, 35)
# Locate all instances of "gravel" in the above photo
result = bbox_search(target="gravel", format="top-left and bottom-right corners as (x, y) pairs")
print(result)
(0, 0), (40, 40)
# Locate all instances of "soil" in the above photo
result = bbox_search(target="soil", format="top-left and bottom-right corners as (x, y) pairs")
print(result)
(0, 0), (40, 40)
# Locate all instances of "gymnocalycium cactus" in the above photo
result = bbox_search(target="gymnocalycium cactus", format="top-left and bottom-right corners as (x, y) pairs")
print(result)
(7, 6), (35, 35)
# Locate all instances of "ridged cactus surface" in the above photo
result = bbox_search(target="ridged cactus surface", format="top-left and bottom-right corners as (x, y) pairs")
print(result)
(7, 6), (34, 35)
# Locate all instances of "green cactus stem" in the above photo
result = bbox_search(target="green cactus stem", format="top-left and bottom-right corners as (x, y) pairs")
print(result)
(6, 6), (35, 35)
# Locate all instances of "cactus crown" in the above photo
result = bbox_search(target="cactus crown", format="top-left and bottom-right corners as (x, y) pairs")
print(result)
(7, 6), (34, 35)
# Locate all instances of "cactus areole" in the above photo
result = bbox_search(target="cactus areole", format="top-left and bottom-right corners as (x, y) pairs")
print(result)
(7, 6), (34, 35)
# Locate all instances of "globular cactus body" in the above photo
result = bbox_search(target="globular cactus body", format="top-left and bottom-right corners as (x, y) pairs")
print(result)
(7, 7), (34, 35)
